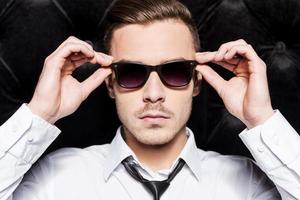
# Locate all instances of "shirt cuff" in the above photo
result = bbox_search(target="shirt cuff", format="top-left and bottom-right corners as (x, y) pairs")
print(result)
(0, 104), (61, 164)
(239, 110), (300, 174)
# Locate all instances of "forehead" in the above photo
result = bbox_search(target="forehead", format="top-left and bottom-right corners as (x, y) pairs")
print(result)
(110, 19), (195, 65)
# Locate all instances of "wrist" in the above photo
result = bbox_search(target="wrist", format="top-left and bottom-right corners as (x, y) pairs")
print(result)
(27, 102), (57, 124)
(244, 109), (275, 129)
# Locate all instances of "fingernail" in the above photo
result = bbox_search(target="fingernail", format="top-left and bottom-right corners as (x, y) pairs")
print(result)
(106, 55), (114, 60)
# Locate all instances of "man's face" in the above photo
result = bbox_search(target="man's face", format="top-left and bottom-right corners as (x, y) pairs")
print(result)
(107, 19), (199, 146)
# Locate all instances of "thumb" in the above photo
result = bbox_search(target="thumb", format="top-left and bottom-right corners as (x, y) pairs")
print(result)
(80, 67), (112, 99)
(196, 65), (226, 97)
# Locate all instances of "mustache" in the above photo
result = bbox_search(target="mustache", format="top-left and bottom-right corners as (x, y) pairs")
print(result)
(135, 103), (174, 117)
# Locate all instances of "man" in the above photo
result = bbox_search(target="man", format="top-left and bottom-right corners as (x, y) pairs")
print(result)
(0, 0), (299, 199)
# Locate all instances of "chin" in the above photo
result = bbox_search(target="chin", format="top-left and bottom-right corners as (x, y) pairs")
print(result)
(128, 126), (178, 146)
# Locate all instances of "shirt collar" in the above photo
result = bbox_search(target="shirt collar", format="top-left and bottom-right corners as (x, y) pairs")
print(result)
(177, 127), (204, 181)
(103, 127), (135, 181)
(103, 126), (204, 182)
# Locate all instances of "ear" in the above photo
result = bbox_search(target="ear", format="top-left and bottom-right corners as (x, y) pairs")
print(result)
(192, 72), (202, 97)
(105, 75), (115, 99)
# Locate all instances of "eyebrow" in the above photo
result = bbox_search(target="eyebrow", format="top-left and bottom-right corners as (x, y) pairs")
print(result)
(116, 57), (186, 65)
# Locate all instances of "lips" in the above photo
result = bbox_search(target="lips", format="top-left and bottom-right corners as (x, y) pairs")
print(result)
(138, 112), (170, 124)
(139, 113), (170, 119)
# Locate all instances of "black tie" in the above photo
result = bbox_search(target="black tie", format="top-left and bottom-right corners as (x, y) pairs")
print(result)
(122, 157), (185, 200)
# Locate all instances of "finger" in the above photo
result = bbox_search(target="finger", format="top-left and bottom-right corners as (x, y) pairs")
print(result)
(62, 58), (93, 72)
(71, 58), (91, 68)
(196, 70), (202, 81)
(49, 42), (95, 70)
(70, 52), (113, 69)
(232, 60), (251, 77)
(226, 45), (260, 72)
(94, 52), (114, 67)
(212, 60), (249, 77)
(61, 56), (109, 78)
(42, 43), (96, 81)
(54, 36), (94, 55)
(69, 53), (86, 61)
(223, 57), (241, 65)
(223, 44), (257, 62)
(195, 64), (227, 96)
(80, 67), (112, 99)
(212, 61), (236, 72)
(195, 51), (217, 63)
(225, 45), (257, 62)
(60, 42), (94, 59)
(215, 39), (248, 61)
(61, 70), (72, 77)
(196, 51), (240, 66)
(196, 53), (237, 73)
(61, 62), (75, 72)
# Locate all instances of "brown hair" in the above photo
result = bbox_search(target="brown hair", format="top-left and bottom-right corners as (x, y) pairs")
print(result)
(103, 0), (200, 53)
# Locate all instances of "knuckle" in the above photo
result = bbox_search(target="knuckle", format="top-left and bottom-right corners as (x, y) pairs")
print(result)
(260, 60), (267, 68)
(218, 44), (226, 52)
(44, 56), (51, 65)
(237, 39), (246, 44)
(67, 36), (77, 41)
(63, 42), (78, 50)
(44, 57), (55, 69)
(84, 40), (93, 49)
(220, 43), (226, 49)
(61, 42), (70, 49)
(247, 44), (253, 49)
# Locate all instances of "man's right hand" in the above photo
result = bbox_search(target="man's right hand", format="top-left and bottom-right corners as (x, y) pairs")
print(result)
(28, 36), (113, 124)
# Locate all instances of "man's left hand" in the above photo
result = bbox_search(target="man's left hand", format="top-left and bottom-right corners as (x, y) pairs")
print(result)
(195, 39), (274, 129)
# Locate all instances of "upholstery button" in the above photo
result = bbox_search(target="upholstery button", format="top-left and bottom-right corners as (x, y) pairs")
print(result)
(275, 41), (286, 52)
(257, 146), (265, 153)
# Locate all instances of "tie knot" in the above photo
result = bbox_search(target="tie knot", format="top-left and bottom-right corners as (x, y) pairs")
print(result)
(144, 181), (170, 200)
(122, 157), (186, 200)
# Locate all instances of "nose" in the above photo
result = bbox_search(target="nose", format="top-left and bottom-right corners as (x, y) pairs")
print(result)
(143, 72), (166, 103)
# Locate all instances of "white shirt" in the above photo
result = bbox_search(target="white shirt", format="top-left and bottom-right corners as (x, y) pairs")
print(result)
(0, 104), (300, 200)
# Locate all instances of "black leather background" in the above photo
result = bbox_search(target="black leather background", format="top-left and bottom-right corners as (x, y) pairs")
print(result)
(1, 0), (299, 157)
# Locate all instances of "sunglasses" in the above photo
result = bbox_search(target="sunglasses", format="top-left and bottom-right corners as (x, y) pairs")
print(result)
(109, 60), (198, 89)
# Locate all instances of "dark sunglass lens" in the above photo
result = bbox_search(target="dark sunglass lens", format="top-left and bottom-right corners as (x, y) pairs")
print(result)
(117, 63), (147, 88)
(160, 62), (193, 87)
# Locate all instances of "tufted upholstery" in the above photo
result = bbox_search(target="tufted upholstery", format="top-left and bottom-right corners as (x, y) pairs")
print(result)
(1, 0), (299, 157)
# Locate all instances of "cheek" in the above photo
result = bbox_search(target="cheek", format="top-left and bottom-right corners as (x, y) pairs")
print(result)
(175, 93), (193, 116)
(114, 92), (141, 119)
(166, 88), (194, 118)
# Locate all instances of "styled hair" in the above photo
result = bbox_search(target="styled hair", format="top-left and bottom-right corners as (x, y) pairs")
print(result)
(103, 0), (200, 53)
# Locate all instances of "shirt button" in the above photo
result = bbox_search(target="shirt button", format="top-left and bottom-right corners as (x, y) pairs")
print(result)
(257, 146), (265, 153)
(27, 138), (34, 143)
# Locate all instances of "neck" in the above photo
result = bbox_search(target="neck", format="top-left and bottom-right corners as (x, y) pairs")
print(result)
(123, 127), (188, 172)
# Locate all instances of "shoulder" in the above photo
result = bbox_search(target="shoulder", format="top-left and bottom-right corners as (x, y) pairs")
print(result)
(44, 144), (110, 166)
(196, 149), (265, 178)
(30, 144), (111, 178)
(192, 149), (278, 197)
